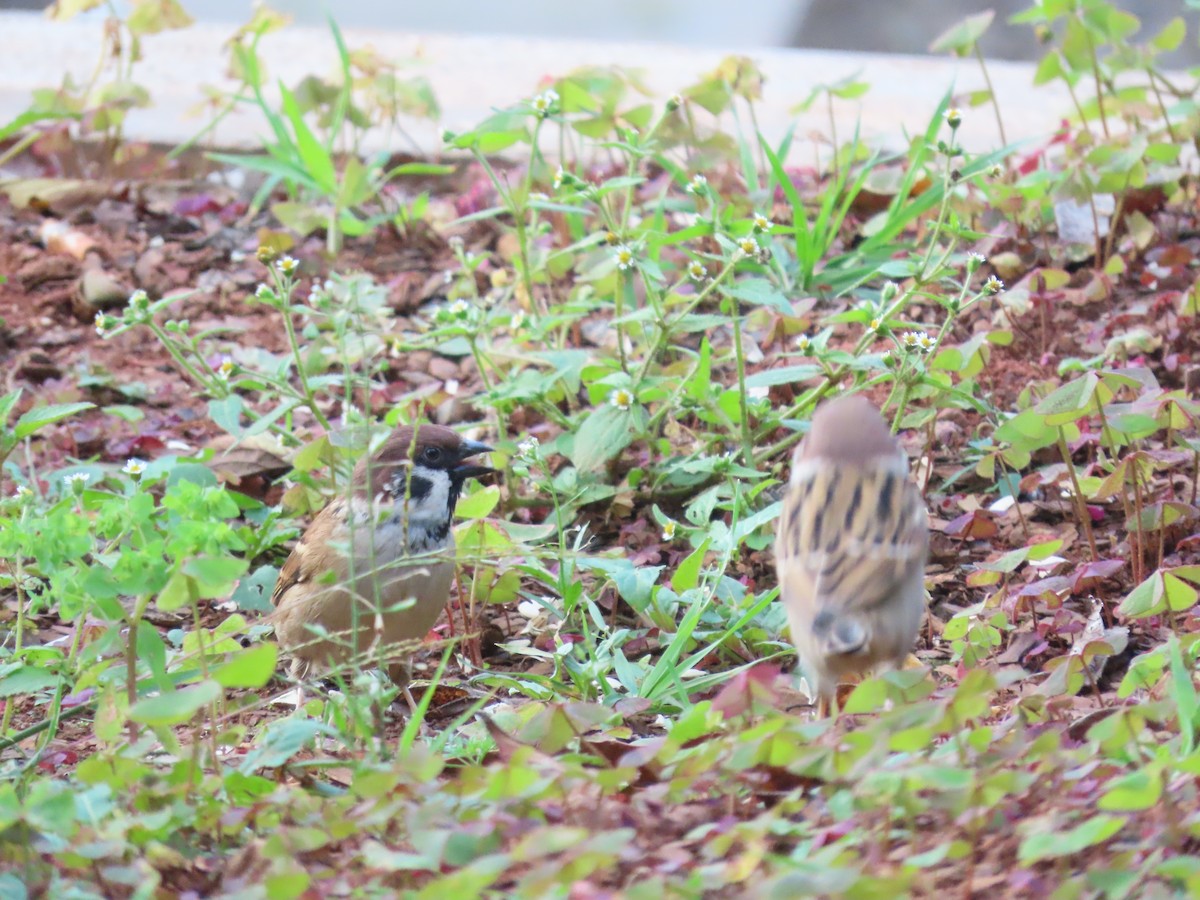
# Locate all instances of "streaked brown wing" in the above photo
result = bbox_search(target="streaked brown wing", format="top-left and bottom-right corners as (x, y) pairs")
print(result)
(270, 504), (346, 609)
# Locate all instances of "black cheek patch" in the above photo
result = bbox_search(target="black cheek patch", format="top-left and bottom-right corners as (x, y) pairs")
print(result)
(386, 471), (432, 502)
(407, 475), (432, 502)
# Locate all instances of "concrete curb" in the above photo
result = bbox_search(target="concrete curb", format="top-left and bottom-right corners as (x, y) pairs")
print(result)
(0, 11), (1071, 158)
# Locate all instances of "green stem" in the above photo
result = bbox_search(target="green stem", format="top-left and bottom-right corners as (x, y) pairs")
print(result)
(634, 258), (738, 387)
(275, 284), (331, 432)
(727, 295), (755, 465)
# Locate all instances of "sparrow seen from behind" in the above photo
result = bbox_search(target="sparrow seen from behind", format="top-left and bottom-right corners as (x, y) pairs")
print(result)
(774, 395), (929, 716)
(268, 423), (493, 693)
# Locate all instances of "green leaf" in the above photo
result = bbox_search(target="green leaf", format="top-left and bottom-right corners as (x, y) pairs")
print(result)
(1033, 373), (1106, 425)
(456, 484), (500, 519)
(208, 396), (246, 438)
(723, 278), (793, 315)
(1168, 635), (1197, 753)
(279, 82), (335, 194)
(569, 404), (638, 472)
(184, 555), (250, 599)
(231, 564), (279, 613)
(1151, 16), (1185, 51)
(929, 10), (995, 54)
(842, 676), (888, 713)
(1018, 814), (1123, 863)
(0, 389), (22, 427)
(292, 435), (331, 472)
(743, 365), (823, 390)
(213, 643), (279, 689)
(129, 680), (222, 727)
(272, 200), (328, 237)
(239, 717), (339, 771)
(137, 620), (171, 691)
(1098, 767), (1163, 811)
(0, 665), (61, 698)
(157, 568), (197, 612)
(671, 538), (710, 593)
(13, 402), (95, 440)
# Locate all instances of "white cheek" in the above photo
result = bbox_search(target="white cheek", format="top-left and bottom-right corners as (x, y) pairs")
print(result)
(396, 469), (451, 527)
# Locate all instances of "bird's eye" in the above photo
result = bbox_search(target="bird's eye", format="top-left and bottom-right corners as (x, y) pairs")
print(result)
(421, 446), (444, 464)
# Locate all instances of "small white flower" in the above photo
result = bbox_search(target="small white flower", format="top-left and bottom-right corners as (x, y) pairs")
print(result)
(122, 459), (147, 477)
(517, 436), (540, 458)
(608, 388), (634, 411)
(531, 89), (559, 118)
(254, 283), (271, 299)
(553, 166), (566, 191)
(668, 93), (684, 110)
(752, 213), (773, 232)
(614, 244), (636, 271)
(984, 275), (1004, 294)
(14, 485), (32, 500)
(687, 260), (707, 282)
(903, 331), (934, 352)
(94, 312), (114, 337)
(127, 289), (149, 314)
(276, 256), (298, 276)
(510, 310), (529, 331)
(216, 358), (235, 380)
(737, 237), (758, 258)
(870, 317), (883, 332)
(448, 298), (471, 317)
(685, 174), (708, 195)
(945, 107), (963, 129)
(795, 334), (811, 353)
(64, 472), (90, 489)
(661, 520), (677, 541)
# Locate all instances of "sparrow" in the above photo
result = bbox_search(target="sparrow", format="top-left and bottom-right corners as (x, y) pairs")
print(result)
(267, 423), (493, 693)
(774, 395), (929, 716)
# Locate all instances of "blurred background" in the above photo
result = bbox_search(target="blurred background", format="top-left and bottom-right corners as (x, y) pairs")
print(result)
(1, 0), (1197, 64)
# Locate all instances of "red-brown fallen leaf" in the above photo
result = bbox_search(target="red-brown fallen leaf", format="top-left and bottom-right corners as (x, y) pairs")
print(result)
(1016, 575), (1072, 608)
(943, 509), (999, 540)
(37, 750), (78, 773)
(127, 434), (167, 458)
(1070, 559), (1125, 593)
(710, 663), (781, 719)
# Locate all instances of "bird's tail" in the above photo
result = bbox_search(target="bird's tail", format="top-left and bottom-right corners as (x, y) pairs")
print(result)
(811, 609), (868, 657)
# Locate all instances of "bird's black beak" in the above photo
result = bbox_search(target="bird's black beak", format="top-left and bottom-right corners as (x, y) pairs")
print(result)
(453, 439), (495, 481)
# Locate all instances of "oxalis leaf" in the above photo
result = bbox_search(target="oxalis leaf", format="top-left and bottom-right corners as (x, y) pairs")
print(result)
(568, 404), (641, 472)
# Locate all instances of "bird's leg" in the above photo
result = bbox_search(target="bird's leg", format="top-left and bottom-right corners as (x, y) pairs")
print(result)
(288, 656), (307, 708)
(387, 661), (421, 716)
(402, 684), (419, 715)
